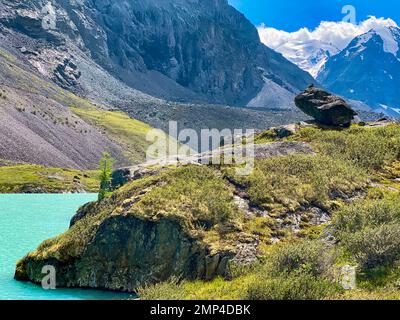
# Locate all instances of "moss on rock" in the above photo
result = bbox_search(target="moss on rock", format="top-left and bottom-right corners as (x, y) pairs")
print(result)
(15, 166), (252, 291)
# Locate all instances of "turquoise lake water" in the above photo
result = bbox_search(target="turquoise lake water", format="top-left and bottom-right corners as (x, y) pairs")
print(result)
(0, 194), (134, 300)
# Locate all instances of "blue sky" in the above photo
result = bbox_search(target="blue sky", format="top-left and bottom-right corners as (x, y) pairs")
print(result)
(228, 0), (400, 31)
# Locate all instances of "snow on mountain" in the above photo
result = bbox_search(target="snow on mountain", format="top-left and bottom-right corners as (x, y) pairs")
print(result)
(376, 26), (399, 56)
(349, 26), (399, 57)
(274, 40), (339, 78)
(258, 17), (399, 78)
(318, 25), (400, 118)
(247, 78), (296, 109)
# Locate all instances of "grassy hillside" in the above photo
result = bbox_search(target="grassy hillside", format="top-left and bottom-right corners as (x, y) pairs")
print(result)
(70, 107), (162, 164)
(0, 164), (99, 193)
(0, 47), (171, 172)
(17, 122), (400, 298)
(136, 123), (400, 300)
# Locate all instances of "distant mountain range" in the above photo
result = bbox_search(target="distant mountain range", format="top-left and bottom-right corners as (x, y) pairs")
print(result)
(318, 26), (400, 117)
(261, 21), (400, 117)
(273, 39), (340, 78)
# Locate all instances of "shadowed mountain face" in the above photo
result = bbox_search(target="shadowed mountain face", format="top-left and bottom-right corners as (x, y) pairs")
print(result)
(318, 27), (400, 117)
(0, 0), (314, 108)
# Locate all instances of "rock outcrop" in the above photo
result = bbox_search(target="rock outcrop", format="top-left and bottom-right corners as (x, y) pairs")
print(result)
(295, 86), (358, 127)
(111, 166), (161, 190)
(16, 214), (234, 291)
(15, 166), (258, 292)
(53, 58), (82, 89)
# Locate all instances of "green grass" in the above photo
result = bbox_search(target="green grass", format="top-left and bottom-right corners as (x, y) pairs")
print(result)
(131, 166), (240, 232)
(138, 276), (256, 300)
(16, 123), (400, 300)
(0, 165), (99, 193)
(333, 197), (400, 270)
(138, 231), (400, 300)
(138, 124), (400, 300)
(223, 154), (368, 215)
(139, 239), (342, 300)
(293, 125), (400, 171)
(70, 107), (162, 164)
(124, 165), (247, 252)
(254, 129), (280, 144)
(246, 272), (341, 300)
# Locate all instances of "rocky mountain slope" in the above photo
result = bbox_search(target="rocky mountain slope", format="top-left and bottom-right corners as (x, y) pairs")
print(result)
(318, 26), (400, 117)
(0, 39), (316, 170)
(0, 0), (314, 110)
(0, 45), (166, 169)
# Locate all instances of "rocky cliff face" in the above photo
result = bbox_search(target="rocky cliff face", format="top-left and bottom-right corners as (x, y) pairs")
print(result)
(0, 0), (314, 107)
(17, 212), (234, 291)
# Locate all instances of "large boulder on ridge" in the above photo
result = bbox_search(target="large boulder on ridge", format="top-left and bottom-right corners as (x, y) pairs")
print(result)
(295, 86), (357, 127)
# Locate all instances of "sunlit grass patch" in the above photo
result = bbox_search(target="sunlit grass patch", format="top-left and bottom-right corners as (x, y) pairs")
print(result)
(223, 154), (368, 215)
(70, 107), (157, 164)
(294, 125), (400, 171)
(0, 165), (99, 193)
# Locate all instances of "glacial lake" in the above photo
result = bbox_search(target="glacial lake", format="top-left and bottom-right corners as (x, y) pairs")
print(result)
(0, 194), (134, 300)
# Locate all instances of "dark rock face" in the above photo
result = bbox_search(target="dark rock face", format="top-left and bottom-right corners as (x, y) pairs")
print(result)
(0, 0), (313, 106)
(53, 58), (82, 89)
(295, 86), (358, 127)
(111, 166), (160, 190)
(15, 198), (240, 292)
(16, 216), (233, 291)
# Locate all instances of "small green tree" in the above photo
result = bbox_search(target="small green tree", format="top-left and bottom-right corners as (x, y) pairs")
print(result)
(98, 152), (115, 201)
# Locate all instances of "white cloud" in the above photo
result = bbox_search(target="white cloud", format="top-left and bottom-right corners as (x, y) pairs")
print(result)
(258, 16), (399, 51)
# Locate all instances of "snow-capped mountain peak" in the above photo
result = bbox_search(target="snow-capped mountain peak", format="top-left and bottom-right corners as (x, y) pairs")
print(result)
(353, 26), (399, 57)
(343, 25), (400, 65)
(258, 17), (399, 78)
(373, 25), (399, 56)
(318, 23), (400, 118)
(273, 39), (339, 77)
